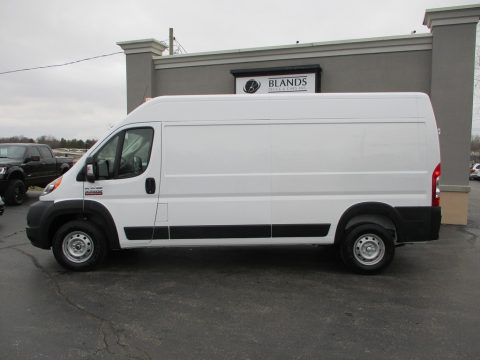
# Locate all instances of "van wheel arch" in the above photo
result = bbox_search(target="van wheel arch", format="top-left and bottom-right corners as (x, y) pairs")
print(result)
(46, 200), (120, 251)
(335, 202), (402, 245)
(84, 201), (120, 250)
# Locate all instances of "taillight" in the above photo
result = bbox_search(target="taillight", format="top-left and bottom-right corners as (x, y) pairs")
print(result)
(432, 163), (441, 207)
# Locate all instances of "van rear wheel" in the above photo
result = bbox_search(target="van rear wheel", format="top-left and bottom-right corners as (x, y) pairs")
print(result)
(340, 223), (395, 274)
(52, 220), (107, 271)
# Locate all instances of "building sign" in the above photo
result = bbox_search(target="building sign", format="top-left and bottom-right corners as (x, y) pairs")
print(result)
(231, 65), (321, 95)
(236, 73), (317, 94)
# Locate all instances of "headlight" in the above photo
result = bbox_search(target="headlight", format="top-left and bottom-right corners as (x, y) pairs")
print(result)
(42, 177), (62, 196)
(0, 167), (6, 175)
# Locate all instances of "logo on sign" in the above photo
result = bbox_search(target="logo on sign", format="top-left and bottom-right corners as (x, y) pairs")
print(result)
(243, 79), (261, 94)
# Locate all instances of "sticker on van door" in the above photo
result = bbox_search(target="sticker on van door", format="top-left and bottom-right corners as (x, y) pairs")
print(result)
(85, 186), (103, 196)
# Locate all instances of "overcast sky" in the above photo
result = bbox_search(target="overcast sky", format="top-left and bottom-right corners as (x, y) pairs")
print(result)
(0, 0), (478, 140)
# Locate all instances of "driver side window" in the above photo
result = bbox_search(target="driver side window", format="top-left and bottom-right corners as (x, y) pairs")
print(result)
(94, 127), (153, 180)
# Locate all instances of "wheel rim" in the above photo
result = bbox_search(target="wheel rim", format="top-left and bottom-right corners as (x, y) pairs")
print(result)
(62, 231), (94, 264)
(14, 185), (24, 202)
(353, 233), (385, 266)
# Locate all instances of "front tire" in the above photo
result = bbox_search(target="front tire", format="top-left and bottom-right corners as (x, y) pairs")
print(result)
(4, 179), (26, 205)
(52, 220), (107, 271)
(340, 223), (395, 274)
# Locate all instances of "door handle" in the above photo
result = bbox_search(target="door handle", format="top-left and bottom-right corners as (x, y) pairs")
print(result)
(145, 178), (156, 194)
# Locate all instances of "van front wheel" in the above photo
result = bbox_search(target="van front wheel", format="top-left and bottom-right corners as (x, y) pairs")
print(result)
(52, 220), (107, 271)
(340, 223), (395, 274)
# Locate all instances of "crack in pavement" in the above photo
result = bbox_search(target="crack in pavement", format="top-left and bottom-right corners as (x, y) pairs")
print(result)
(0, 242), (30, 250)
(457, 226), (480, 246)
(0, 229), (27, 243)
(9, 247), (152, 360)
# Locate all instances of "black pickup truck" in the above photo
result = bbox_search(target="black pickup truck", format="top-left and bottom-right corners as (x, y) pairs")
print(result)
(0, 143), (74, 205)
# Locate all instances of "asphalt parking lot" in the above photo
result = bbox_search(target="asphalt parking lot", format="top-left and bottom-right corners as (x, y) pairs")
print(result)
(1, 187), (480, 360)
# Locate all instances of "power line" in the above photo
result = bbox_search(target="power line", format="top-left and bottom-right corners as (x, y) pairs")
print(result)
(0, 51), (123, 75)
(174, 39), (188, 54)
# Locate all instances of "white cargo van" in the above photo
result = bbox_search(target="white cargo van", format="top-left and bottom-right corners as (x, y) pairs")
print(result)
(27, 93), (441, 274)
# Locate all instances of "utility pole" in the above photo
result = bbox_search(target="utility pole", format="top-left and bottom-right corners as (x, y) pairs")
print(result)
(169, 28), (174, 55)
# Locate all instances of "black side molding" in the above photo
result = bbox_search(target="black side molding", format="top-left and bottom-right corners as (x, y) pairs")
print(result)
(272, 224), (329, 237)
(124, 223), (331, 240)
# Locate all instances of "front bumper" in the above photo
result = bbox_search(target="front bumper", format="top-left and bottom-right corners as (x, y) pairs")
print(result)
(26, 200), (55, 249)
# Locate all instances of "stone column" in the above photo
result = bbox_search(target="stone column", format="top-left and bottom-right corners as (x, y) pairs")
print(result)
(117, 39), (167, 113)
(424, 5), (480, 224)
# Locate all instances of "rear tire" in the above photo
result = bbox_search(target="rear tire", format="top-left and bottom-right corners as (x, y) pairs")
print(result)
(52, 220), (107, 271)
(340, 223), (395, 274)
(4, 179), (26, 205)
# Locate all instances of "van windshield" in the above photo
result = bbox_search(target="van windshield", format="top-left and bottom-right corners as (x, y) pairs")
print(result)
(0, 145), (26, 160)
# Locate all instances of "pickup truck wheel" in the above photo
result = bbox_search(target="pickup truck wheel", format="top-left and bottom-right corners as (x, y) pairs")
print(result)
(340, 223), (395, 275)
(4, 179), (26, 205)
(52, 220), (107, 271)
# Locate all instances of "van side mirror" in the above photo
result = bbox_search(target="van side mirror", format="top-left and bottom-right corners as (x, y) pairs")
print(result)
(85, 157), (96, 183)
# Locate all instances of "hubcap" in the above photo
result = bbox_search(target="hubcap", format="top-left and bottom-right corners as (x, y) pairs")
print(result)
(353, 233), (385, 266)
(62, 231), (94, 263)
